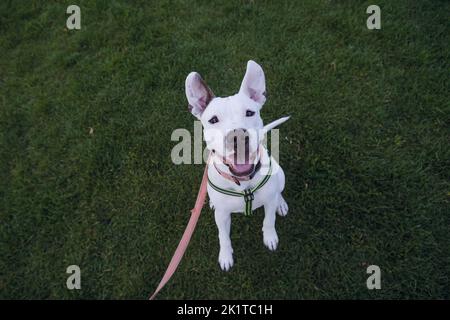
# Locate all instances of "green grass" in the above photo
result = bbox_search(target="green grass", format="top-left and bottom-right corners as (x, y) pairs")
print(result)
(0, 0), (449, 299)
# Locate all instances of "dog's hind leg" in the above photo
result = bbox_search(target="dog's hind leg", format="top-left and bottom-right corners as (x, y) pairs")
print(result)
(277, 195), (288, 217)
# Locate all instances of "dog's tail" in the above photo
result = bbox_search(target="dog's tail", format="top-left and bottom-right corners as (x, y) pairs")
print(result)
(260, 116), (290, 140)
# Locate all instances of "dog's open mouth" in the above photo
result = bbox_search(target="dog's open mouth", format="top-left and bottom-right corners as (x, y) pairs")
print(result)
(225, 147), (256, 177)
(211, 130), (262, 177)
(228, 162), (255, 177)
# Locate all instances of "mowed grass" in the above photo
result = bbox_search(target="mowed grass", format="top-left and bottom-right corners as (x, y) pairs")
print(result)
(0, 0), (449, 299)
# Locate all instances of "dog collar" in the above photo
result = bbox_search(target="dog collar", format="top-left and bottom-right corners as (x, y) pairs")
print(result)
(208, 158), (272, 216)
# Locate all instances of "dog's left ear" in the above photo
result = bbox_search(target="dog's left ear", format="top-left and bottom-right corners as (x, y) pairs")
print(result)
(239, 60), (266, 106)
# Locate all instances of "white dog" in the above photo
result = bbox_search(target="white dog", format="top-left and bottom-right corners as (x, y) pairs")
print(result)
(185, 61), (288, 271)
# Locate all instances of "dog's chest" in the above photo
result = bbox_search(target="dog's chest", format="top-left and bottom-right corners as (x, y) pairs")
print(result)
(207, 179), (275, 214)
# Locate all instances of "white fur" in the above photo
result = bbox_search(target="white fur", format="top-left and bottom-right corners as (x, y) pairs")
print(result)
(185, 60), (288, 271)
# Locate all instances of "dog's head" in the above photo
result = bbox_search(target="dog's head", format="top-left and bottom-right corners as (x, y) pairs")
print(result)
(185, 60), (267, 177)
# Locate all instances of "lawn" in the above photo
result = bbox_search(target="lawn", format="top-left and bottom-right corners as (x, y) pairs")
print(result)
(0, 0), (449, 299)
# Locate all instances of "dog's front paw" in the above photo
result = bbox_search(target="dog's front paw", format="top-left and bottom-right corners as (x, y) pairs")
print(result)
(263, 229), (279, 251)
(218, 249), (234, 271)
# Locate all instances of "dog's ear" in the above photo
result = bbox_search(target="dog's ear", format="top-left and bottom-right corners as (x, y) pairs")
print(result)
(185, 72), (215, 119)
(239, 60), (266, 106)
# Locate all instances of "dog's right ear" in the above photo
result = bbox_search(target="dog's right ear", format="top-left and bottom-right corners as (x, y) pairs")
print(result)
(185, 72), (215, 119)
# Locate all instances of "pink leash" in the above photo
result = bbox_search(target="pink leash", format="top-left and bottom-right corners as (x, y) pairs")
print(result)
(149, 155), (210, 300)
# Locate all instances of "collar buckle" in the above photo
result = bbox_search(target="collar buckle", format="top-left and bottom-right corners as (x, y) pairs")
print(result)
(243, 189), (254, 202)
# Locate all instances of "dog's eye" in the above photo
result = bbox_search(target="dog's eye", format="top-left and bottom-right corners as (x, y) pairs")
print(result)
(246, 110), (255, 117)
(208, 116), (219, 124)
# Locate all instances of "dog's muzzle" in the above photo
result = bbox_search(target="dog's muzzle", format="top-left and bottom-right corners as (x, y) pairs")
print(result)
(223, 128), (255, 176)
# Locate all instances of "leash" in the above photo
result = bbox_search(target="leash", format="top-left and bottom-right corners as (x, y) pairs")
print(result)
(207, 158), (272, 216)
(149, 154), (271, 299)
(149, 154), (210, 300)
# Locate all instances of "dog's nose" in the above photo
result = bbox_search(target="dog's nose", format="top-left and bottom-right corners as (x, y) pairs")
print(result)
(225, 128), (249, 155)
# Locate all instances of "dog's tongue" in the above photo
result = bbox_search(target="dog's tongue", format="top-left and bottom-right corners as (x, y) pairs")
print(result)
(232, 163), (253, 174)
